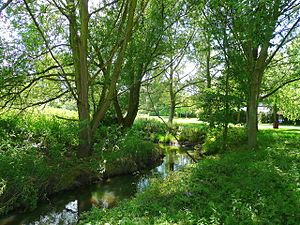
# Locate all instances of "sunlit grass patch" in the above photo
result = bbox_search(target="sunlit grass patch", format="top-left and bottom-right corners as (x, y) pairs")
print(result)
(80, 129), (300, 225)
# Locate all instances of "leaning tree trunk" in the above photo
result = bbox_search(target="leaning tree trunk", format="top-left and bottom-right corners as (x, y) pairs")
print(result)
(123, 81), (141, 127)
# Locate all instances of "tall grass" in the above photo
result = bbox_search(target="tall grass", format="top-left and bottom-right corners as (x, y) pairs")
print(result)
(0, 112), (160, 216)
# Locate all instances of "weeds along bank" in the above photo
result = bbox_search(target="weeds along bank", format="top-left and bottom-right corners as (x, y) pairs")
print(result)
(133, 119), (207, 145)
(0, 113), (162, 216)
(80, 128), (300, 225)
(0, 114), (244, 217)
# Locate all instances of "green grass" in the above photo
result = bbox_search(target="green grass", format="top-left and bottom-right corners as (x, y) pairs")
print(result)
(136, 114), (203, 124)
(258, 123), (300, 130)
(0, 112), (160, 216)
(133, 118), (207, 144)
(80, 128), (300, 225)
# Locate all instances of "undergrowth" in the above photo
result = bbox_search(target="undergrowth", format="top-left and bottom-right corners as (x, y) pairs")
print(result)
(133, 119), (207, 144)
(80, 128), (300, 225)
(0, 113), (159, 216)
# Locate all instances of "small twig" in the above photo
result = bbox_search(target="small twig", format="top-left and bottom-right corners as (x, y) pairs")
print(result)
(54, 115), (78, 122)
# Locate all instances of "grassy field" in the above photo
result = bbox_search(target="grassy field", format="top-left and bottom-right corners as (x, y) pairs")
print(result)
(138, 114), (300, 129)
(136, 114), (204, 124)
(258, 123), (300, 130)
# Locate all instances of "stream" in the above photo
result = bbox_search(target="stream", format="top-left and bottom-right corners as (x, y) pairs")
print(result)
(0, 145), (194, 225)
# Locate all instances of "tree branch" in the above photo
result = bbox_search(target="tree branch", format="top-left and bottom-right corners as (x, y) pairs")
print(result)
(23, 0), (78, 101)
(89, 0), (118, 18)
(20, 90), (69, 111)
(260, 75), (300, 100)
(0, 0), (13, 12)
(267, 16), (300, 65)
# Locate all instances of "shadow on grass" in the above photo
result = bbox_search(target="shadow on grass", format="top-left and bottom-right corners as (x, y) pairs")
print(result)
(79, 129), (300, 225)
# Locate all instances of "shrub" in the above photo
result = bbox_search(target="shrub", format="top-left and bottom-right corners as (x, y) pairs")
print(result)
(0, 112), (78, 215)
(178, 125), (207, 143)
(134, 119), (207, 144)
(202, 127), (247, 155)
(0, 145), (51, 214)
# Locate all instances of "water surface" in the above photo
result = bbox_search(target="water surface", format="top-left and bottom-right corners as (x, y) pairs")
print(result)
(0, 145), (194, 225)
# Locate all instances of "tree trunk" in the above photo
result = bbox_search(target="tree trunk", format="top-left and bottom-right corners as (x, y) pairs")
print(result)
(123, 81), (141, 127)
(237, 105), (241, 123)
(91, 0), (137, 135)
(168, 60), (175, 124)
(222, 68), (230, 151)
(245, 43), (268, 150)
(205, 36), (214, 127)
(273, 104), (279, 129)
(168, 98), (175, 124)
(69, 0), (92, 157)
(113, 94), (124, 125)
(247, 75), (259, 149)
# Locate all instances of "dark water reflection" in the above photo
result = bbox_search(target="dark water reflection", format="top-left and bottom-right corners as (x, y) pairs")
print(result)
(0, 145), (194, 225)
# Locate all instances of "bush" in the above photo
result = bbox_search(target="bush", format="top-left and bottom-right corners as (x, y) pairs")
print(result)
(134, 119), (208, 144)
(178, 125), (207, 143)
(203, 127), (247, 155)
(94, 125), (157, 163)
(0, 145), (52, 214)
(0, 113), (78, 215)
(0, 113), (160, 215)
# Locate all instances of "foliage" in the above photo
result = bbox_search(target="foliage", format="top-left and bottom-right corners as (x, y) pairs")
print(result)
(0, 112), (160, 216)
(0, 144), (51, 214)
(0, 112), (77, 215)
(80, 128), (300, 225)
(94, 125), (157, 164)
(133, 118), (207, 144)
(276, 82), (300, 121)
(202, 127), (247, 155)
(133, 119), (177, 143)
(177, 124), (207, 143)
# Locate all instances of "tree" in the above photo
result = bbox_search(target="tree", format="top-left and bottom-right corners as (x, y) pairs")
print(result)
(112, 0), (167, 127)
(198, 0), (300, 149)
(0, 0), (142, 157)
(112, 0), (192, 127)
(261, 36), (300, 124)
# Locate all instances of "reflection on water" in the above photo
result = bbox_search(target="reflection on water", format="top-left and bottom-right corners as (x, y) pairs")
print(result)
(0, 145), (194, 225)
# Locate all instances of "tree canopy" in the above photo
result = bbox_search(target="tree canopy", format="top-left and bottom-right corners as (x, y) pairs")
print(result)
(0, 0), (299, 154)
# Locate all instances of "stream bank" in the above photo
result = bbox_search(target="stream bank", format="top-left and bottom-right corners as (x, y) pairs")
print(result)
(0, 134), (162, 217)
(0, 145), (195, 225)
